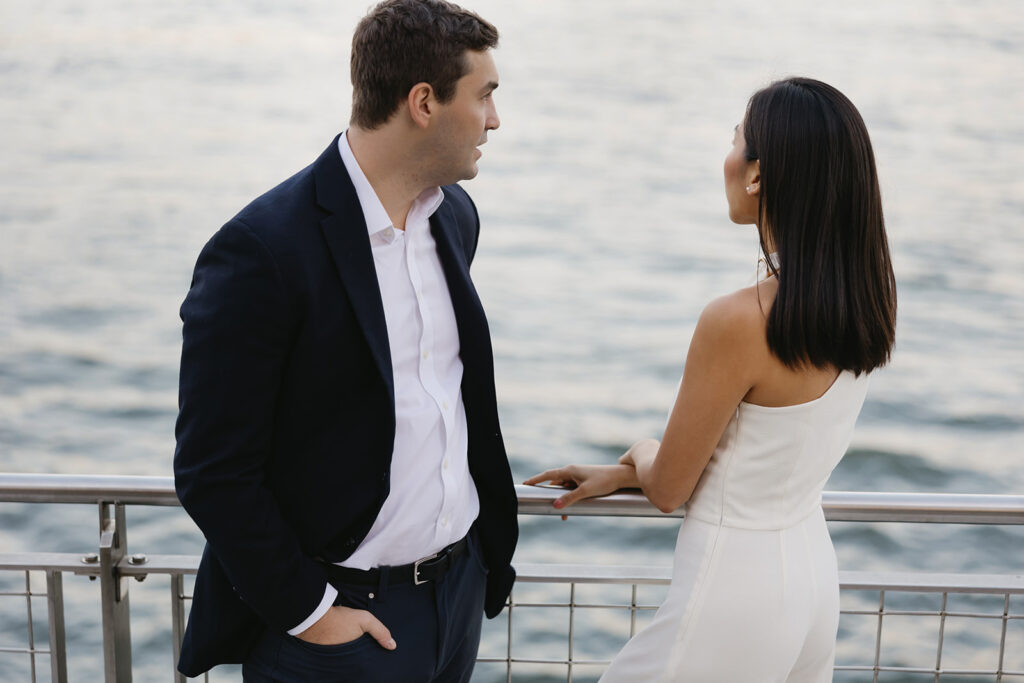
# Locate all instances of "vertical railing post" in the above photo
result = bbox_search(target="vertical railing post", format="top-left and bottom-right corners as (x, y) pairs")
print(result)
(996, 593), (1010, 683)
(98, 502), (132, 682)
(24, 571), (37, 683)
(629, 584), (638, 637)
(171, 574), (187, 683)
(934, 592), (948, 682)
(566, 582), (575, 683)
(506, 589), (513, 683)
(872, 590), (885, 683)
(45, 571), (68, 683)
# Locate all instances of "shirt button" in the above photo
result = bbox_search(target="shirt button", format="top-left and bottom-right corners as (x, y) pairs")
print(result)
(422, 351), (429, 359)
(443, 459), (449, 470)
(442, 401), (449, 411)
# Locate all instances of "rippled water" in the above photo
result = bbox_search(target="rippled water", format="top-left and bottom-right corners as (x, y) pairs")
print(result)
(1, 0), (1023, 680)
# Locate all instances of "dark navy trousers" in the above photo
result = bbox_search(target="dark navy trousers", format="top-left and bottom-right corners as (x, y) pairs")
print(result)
(241, 532), (488, 682)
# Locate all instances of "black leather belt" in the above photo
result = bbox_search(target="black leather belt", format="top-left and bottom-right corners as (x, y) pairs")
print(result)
(321, 536), (468, 587)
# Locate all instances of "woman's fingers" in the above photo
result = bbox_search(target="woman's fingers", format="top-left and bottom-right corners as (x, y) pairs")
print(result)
(525, 465), (592, 517)
(522, 469), (558, 486)
(523, 468), (576, 487)
(554, 483), (590, 510)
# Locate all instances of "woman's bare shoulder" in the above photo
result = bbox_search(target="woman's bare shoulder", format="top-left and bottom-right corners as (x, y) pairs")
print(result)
(699, 280), (777, 338)
(687, 280), (779, 398)
(681, 281), (777, 405)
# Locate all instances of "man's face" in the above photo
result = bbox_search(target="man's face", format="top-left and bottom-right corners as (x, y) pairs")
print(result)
(430, 50), (500, 184)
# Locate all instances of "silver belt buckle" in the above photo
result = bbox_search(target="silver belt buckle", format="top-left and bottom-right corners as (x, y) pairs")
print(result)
(413, 552), (440, 585)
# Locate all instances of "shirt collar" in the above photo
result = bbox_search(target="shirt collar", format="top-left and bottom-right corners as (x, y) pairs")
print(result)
(337, 130), (392, 237)
(337, 130), (445, 238)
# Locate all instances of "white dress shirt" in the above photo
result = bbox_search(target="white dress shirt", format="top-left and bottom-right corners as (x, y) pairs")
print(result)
(289, 132), (480, 634)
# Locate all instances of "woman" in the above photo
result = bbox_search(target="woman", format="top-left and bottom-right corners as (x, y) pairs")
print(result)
(525, 77), (897, 681)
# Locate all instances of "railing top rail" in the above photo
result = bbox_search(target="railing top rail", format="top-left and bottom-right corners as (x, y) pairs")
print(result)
(821, 489), (1024, 524)
(2, 473), (1023, 524)
(0, 473), (180, 506)
(516, 486), (1024, 524)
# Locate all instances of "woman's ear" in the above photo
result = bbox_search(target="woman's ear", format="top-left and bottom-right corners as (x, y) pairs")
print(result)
(746, 160), (761, 195)
(406, 82), (435, 129)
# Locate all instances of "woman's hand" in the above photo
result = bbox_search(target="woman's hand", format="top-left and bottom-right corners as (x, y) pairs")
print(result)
(524, 464), (638, 513)
(618, 438), (659, 467)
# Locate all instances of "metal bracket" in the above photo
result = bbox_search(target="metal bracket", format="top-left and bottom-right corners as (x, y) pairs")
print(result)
(98, 502), (133, 682)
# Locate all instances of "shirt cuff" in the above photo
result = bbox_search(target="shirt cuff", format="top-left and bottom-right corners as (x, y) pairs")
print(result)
(286, 584), (338, 636)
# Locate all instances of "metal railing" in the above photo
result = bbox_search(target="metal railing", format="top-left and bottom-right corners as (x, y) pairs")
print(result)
(1, 473), (1023, 682)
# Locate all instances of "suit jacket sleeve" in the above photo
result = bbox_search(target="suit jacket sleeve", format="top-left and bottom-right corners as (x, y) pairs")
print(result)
(174, 218), (329, 633)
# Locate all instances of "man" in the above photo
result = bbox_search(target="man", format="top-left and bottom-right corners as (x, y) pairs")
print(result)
(173, 1), (518, 680)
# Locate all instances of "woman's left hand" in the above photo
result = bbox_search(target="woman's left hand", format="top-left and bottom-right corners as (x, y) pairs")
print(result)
(618, 438), (659, 468)
(524, 464), (637, 512)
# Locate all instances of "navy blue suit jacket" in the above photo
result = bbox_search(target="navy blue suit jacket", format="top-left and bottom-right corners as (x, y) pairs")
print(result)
(173, 136), (518, 677)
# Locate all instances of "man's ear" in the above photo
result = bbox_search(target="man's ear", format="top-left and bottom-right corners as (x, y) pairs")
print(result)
(746, 160), (761, 195)
(407, 82), (435, 129)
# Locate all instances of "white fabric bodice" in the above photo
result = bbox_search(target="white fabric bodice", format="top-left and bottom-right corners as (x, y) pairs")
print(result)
(600, 370), (869, 681)
(684, 370), (870, 530)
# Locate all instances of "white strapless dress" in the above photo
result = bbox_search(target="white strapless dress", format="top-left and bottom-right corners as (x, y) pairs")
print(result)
(600, 371), (869, 682)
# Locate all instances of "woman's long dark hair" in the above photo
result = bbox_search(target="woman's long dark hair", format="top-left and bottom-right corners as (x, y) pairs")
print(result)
(743, 77), (896, 375)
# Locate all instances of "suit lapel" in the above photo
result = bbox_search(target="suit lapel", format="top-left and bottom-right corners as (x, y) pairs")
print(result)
(430, 201), (488, 370)
(313, 138), (394, 403)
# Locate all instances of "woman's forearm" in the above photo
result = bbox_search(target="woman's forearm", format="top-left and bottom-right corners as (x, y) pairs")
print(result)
(612, 463), (641, 489)
(629, 438), (689, 513)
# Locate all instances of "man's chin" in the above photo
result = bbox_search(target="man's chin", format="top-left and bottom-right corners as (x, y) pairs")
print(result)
(438, 162), (479, 186)
(456, 164), (480, 182)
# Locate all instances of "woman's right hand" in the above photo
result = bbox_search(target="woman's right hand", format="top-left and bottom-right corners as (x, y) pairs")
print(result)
(524, 464), (638, 511)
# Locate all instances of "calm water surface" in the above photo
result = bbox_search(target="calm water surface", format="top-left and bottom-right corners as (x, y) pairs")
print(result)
(1, 0), (1023, 680)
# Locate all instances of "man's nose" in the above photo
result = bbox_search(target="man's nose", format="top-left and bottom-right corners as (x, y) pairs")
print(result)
(487, 103), (500, 131)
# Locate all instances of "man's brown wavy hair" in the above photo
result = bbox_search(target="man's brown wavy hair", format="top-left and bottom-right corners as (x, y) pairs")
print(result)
(350, 0), (498, 130)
